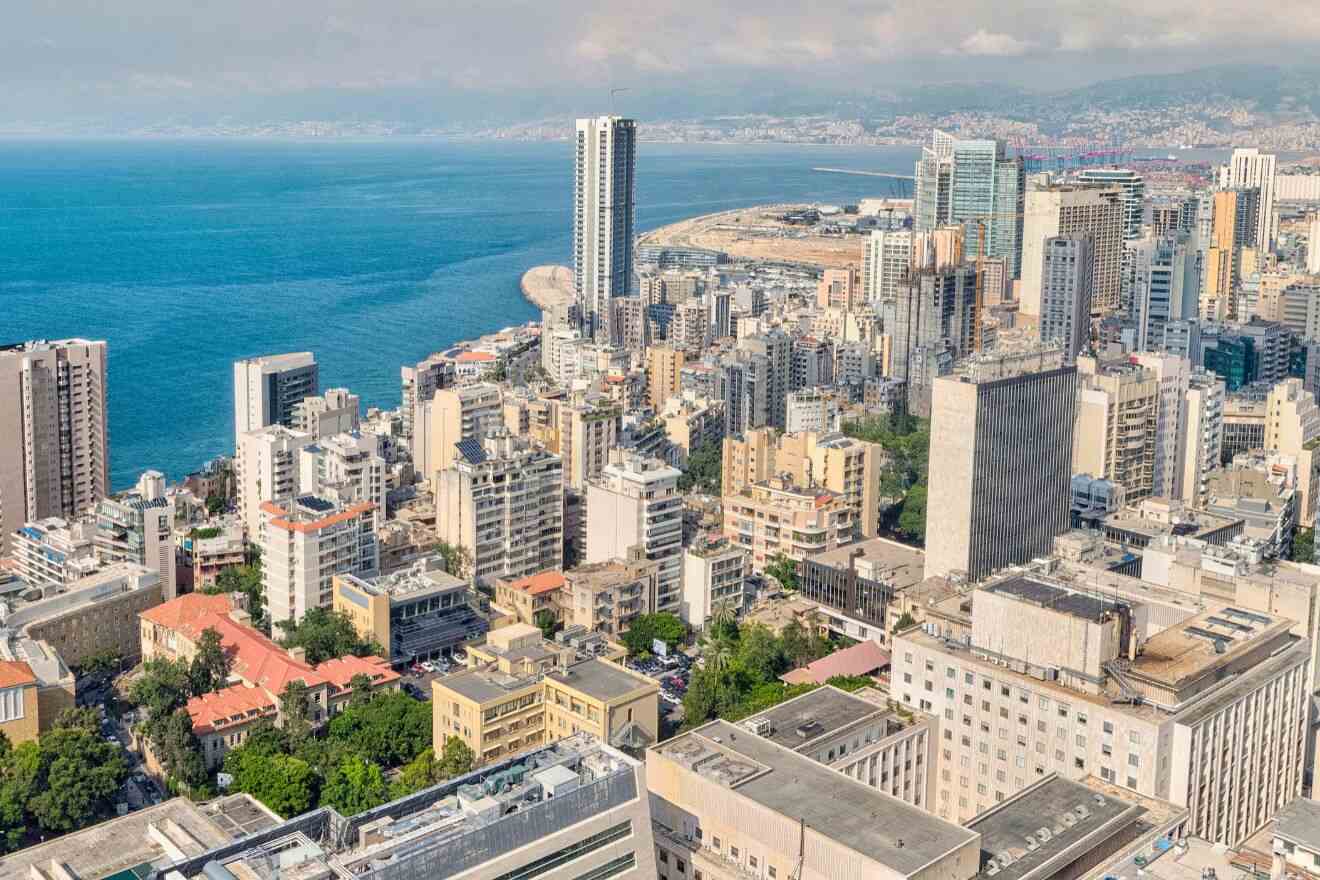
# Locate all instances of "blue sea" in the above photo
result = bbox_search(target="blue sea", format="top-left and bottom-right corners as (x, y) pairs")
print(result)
(0, 138), (920, 488)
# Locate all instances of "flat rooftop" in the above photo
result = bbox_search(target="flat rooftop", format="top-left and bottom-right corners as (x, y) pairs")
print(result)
(808, 537), (925, 590)
(657, 720), (977, 875)
(1274, 797), (1320, 851)
(966, 776), (1144, 880)
(746, 685), (886, 750)
(984, 576), (1125, 622)
(434, 667), (537, 704)
(1130, 606), (1287, 686)
(200, 794), (285, 838)
(345, 561), (465, 599)
(545, 659), (655, 702)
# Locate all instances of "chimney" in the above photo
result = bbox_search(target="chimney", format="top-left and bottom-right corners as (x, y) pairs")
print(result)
(288, 646), (307, 664)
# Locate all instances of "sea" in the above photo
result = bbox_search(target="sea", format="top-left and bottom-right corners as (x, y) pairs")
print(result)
(0, 139), (922, 489)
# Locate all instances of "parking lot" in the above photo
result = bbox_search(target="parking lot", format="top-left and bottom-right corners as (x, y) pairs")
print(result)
(624, 651), (692, 712)
(395, 652), (468, 700)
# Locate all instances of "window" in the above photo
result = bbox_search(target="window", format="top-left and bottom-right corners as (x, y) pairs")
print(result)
(1129, 731), (1142, 746)
(659, 851), (669, 865)
(0, 687), (25, 723)
(676, 860), (686, 875)
(713, 837), (721, 851)
(749, 856), (758, 869)
(946, 667), (956, 679)
(1126, 776), (1138, 789)
(945, 688), (955, 699)
(1001, 686), (1010, 697)
(965, 672), (974, 685)
(1103, 721), (1114, 734)
(490, 821), (632, 880)
(574, 853), (637, 880)
(903, 673), (912, 684)
(1058, 705), (1069, 718)
(1077, 713), (1088, 726)
(769, 869), (777, 879)
(731, 847), (740, 859)
(1128, 754), (1141, 768)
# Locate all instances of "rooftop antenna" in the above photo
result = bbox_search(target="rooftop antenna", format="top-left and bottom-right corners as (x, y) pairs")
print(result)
(610, 87), (630, 114)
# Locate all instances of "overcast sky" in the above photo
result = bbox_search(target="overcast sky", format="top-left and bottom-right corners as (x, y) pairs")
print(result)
(5, 0), (1319, 122)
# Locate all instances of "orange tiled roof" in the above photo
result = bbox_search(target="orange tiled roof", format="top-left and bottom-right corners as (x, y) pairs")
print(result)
(262, 501), (377, 534)
(507, 570), (566, 596)
(316, 655), (401, 691)
(455, 351), (496, 363)
(0, 661), (37, 689)
(186, 683), (277, 735)
(139, 592), (235, 629)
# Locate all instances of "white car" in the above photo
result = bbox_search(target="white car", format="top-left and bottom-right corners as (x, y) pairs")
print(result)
(421, 661), (436, 673)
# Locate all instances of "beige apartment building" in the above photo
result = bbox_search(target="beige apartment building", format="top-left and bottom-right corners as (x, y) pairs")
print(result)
(1265, 378), (1320, 526)
(586, 450), (683, 613)
(562, 554), (659, 637)
(0, 339), (110, 557)
(723, 476), (854, 573)
(493, 570), (567, 626)
(236, 424), (315, 537)
(260, 496), (379, 627)
(891, 573), (1311, 845)
(1074, 355), (1160, 502)
(660, 394), (724, 464)
(1020, 184), (1124, 320)
(558, 393), (619, 490)
(426, 382), (504, 483)
(647, 346), (686, 411)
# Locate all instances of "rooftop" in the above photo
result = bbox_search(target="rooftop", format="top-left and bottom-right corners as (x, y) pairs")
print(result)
(744, 685), (889, 750)
(984, 576), (1125, 622)
(342, 559), (465, 599)
(435, 666), (538, 704)
(966, 775), (1144, 880)
(504, 569), (568, 596)
(544, 658), (656, 702)
(656, 720), (977, 875)
(780, 640), (890, 685)
(807, 536), (925, 591)
(1129, 606), (1285, 687)
(1274, 797), (1320, 851)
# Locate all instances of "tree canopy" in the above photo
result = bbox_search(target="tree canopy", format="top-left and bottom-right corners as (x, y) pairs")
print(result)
(205, 563), (265, 629)
(620, 613), (688, 657)
(763, 553), (799, 591)
(842, 414), (930, 545)
(189, 627), (232, 696)
(677, 439), (722, 494)
(277, 607), (382, 664)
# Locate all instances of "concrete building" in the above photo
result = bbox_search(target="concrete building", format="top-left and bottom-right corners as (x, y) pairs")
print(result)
(892, 573), (1311, 843)
(1129, 353), (1191, 502)
(558, 393), (621, 491)
(1021, 184), (1124, 319)
(1272, 798), (1320, 880)
(1132, 236), (1197, 353)
(1038, 235), (1095, 362)
(235, 424), (315, 538)
(925, 346), (1077, 581)
(575, 116), (637, 343)
(93, 486), (177, 599)
(436, 428), (564, 588)
(299, 431), (387, 521)
(426, 382), (504, 483)
(493, 569), (567, 627)
(259, 495), (379, 627)
(333, 557), (489, 666)
(648, 717), (979, 880)
(862, 228), (913, 303)
(0, 339), (110, 557)
(1179, 372), (1226, 506)
(718, 350), (770, 435)
(562, 555), (660, 638)
(659, 394), (724, 465)
(800, 536), (927, 645)
(292, 387), (360, 438)
(888, 266), (979, 385)
(232, 351), (318, 449)
(10, 516), (100, 590)
(1073, 356), (1160, 501)
(681, 535), (750, 627)
(190, 521), (246, 588)
(786, 387), (837, 433)
(154, 735), (656, 880)
(1265, 378), (1320, 526)
(818, 267), (862, 311)
(1201, 188), (1262, 321)
(3, 562), (162, 669)
(586, 450), (683, 614)
(400, 351), (455, 460)
(1078, 168), (1145, 240)
(1220, 147), (1277, 249)
(738, 330), (792, 429)
(647, 345), (685, 411)
(723, 476), (855, 574)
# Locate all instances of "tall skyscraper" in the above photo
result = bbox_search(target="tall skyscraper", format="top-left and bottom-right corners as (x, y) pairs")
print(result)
(737, 330), (791, 429)
(1308, 213), (1320, 274)
(1020, 183), (1124, 319)
(913, 130), (1024, 276)
(1077, 168), (1145, 240)
(1132, 234), (1197, 352)
(861, 229), (912, 303)
(924, 345), (1076, 581)
(232, 352), (318, 449)
(1220, 147), (1277, 250)
(887, 266), (979, 384)
(1038, 235), (1095, 362)
(1201, 188), (1262, 321)
(574, 116), (637, 343)
(0, 339), (109, 556)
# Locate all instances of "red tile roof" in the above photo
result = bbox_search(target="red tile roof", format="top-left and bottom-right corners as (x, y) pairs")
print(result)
(186, 683), (277, 735)
(507, 570), (566, 596)
(261, 500), (376, 534)
(316, 655), (400, 691)
(780, 640), (890, 686)
(139, 592), (235, 629)
(0, 661), (37, 689)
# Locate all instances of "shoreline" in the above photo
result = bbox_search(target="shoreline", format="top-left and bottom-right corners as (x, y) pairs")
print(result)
(520, 264), (574, 312)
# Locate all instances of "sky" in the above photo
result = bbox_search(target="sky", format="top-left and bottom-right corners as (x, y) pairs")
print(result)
(5, 0), (1320, 124)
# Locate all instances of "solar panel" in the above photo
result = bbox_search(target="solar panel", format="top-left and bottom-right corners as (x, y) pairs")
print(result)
(455, 437), (487, 464)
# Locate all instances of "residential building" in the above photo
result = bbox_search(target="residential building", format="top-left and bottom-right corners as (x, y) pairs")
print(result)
(887, 266), (979, 385)
(0, 661), (40, 746)
(680, 535), (749, 628)
(1220, 147), (1277, 249)
(926, 345), (1077, 581)
(791, 335), (835, 389)
(1310, 214), (1320, 274)
(1073, 356), (1160, 501)
(291, 387), (360, 438)
(738, 329), (792, 429)
(861, 228), (913, 303)
(563, 555), (660, 637)
(785, 387), (836, 433)
(646, 346), (685, 411)
(1133, 236), (1197, 352)
(0, 339), (110, 557)
(586, 450), (683, 614)
(259, 495), (379, 627)
(1129, 353), (1192, 501)
(232, 351), (318, 448)
(723, 476), (854, 573)
(1021, 184), (1124, 319)
(494, 569), (567, 627)
(558, 393), (621, 491)
(400, 351), (455, 460)
(93, 488), (177, 599)
(818, 267), (862, 311)
(1272, 798), (1320, 880)
(892, 573), (1311, 844)
(10, 516), (100, 590)
(1038, 235), (1095, 362)
(717, 350), (769, 435)
(436, 428), (564, 587)
(235, 424), (315, 537)
(575, 115), (637, 343)
(800, 537), (926, 645)
(426, 382), (504, 482)
(659, 394), (723, 465)
(1078, 168), (1145, 240)
(1201, 188), (1262, 321)
(648, 717), (979, 880)
(1204, 456), (1298, 557)
(333, 557), (489, 666)
(299, 431), (387, 520)
(1179, 372), (1226, 506)
(190, 521), (246, 588)
(1265, 378), (1320, 526)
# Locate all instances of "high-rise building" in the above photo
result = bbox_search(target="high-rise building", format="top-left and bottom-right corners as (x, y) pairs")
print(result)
(737, 330), (791, 429)
(291, 387), (360, 438)
(1073, 356), (1160, 501)
(1309, 213), (1320, 274)
(0, 339), (109, 558)
(425, 383), (503, 484)
(924, 345), (1076, 581)
(718, 352), (769, 436)
(1078, 168), (1145, 240)
(861, 229), (912, 303)
(646, 346), (685, 411)
(1020, 184), (1124, 319)
(1038, 235), (1095, 362)
(817, 267), (861, 311)
(558, 393), (620, 491)
(1132, 235), (1197, 351)
(1178, 371), (1225, 506)
(1130, 353), (1191, 501)
(298, 432), (387, 521)
(709, 289), (732, 339)
(1265, 378), (1320, 526)
(436, 428), (564, 587)
(914, 130), (1025, 275)
(574, 116), (637, 343)
(1220, 147), (1277, 250)
(261, 495), (378, 627)
(236, 425), (315, 537)
(400, 353), (454, 458)
(887, 266), (978, 384)
(723, 476), (855, 573)
(1201, 187), (1262, 321)
(586, 450), (683, 613)
(232, 352), (318, 449)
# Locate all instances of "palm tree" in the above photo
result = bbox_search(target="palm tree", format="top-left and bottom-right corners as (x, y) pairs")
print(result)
(709, 598), (737, 633)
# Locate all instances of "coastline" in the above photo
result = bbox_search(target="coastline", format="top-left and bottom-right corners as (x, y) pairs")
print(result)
(520, 264), (574, 312)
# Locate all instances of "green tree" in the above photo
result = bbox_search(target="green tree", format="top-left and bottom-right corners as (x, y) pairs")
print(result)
(678, 440), (722, 493)
(129, 657), (194, 719)
(1291, 527), (1315, 563)
(348, 673), (375, 708)
(896, 485), (927, 543)
(533, 609), (561, 640)
(205, 495), (226, 516)
(26, 723), (128, 833)
(279, 680), (314, 741)
(708, 598), (740, 643)
(733, 624), (787, 682)
(825, 675), (875, 692)
(619, 613), (688, 657)
(435, 735), (475, 779)
(234, 752), (318, 818)
(432, 541), (472, 579)
(53, 707), (101, 735)
(189, 627), (232, 696)
(326, 692), (432, 766)
(764, 554), (799, 591)
(891, 611), (917, 633)
(149, 708), (208, 789)
(207, 563), (266, 628)
(320, 754), (389, 815)
(278, 607), (381, 664)
(392, 747), (439, 797)
(237, 720), (289, 758)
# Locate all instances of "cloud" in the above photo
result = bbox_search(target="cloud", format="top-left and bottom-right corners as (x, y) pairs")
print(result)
(958, 30), (1036, 56)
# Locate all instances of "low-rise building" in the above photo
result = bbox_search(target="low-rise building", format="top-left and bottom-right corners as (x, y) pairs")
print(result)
(1272, 797), (1320, 880)
(0, 631), (75, 738)
(680, 535), (750, 628)
(723, 476), (855, 573)
(11, 517), (100, 591)
(799, 537), (925, 644)
(562, 555), (660, 637)
(0, 660), (40, 745)
(493, 569), (567, 627)
(189, 520), (246, 588)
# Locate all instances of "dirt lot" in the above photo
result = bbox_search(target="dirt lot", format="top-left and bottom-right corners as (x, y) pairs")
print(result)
(639, 204), (864, 269)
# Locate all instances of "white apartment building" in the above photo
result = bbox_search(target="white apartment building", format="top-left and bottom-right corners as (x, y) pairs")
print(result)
(1265, 378), (1320, 526)
(784, 387), (837, 434)
(232, 352), (318, 448)
(292, 387), (360, 438)
(236, 425), (315, 538)
(586, 450), (684, 614)
(575, 116), (637, 343)
(892, 574), (1310, 845)
(93, 485), (177, 599)
(861, 229), (912, 304)
(1220, 147), (1278, 250)
(400, 353), (455, 461)
(435, 428), (564, 586)
(298, 432), (386, 523)
(1179, 372), (1225, 506)
(680, 537), (749, 627)
(1074, 356), (1160, 502)
(11, 517), (100, 590)
(0, 339), (110, 558)
(426, 383), (504, 485)
(260, 495), (379, 627)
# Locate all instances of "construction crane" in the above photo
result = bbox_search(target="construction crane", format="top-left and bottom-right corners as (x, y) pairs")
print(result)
(967, 211), (1025, 353)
